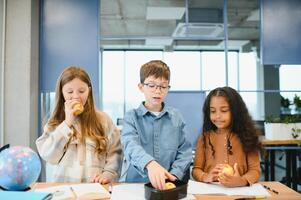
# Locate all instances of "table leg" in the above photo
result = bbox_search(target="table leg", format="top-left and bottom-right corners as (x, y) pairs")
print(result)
(264, 150), (270, 181)
(270, 150), (275, 181)
(285, 150), (292, 188)
(291, 150), (297, 191)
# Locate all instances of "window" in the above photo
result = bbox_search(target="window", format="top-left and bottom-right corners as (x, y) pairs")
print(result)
(280, 65), (301, 100)
(102, 50), (262, 125)
(280, 65), (301, 114)
(102, 51), (125, 125)
(164, 51), (201, 91)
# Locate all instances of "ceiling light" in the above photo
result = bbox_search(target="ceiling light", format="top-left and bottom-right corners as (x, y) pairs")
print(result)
(146, 7), (185, 20)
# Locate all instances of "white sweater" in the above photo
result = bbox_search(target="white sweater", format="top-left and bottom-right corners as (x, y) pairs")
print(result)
(36, 111), (122, 183)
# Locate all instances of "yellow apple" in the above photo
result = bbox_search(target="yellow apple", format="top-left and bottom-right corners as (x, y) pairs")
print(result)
(73, 103), (84, 116)
(221, 164), (234, 176)
(165, 182), (176, 190)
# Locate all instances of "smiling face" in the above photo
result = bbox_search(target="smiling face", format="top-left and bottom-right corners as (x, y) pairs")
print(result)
(62, 78), (90, 106)
(209, 96), (232, 130)
(139, 76), (169, 112)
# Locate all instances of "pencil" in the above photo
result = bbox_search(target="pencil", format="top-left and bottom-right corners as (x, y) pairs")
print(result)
(70, 186), (77, 199)
(262, 184), (279, 195)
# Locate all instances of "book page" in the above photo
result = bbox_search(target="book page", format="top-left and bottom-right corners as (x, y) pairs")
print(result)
(71, 183), (110, 199)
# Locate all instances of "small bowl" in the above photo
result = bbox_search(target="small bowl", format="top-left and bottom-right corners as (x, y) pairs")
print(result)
(144, 180), (187, 200)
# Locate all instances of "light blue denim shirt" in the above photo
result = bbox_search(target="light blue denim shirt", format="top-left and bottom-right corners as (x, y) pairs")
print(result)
(120, 102), (192, 183)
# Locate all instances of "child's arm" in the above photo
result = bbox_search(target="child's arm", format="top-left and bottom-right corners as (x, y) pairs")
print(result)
(192, 135), (207, 181)
(121, 111), (155, 176)
(169, 120), (192, 180)
(241, 151), (261, 185)
(36, 121), (73, 164)
(146, 160), (176, 190)
(192, 134), (223, 182)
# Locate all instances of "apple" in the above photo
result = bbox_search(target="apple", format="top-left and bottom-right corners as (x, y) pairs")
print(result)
(165, 182), (176, 190)
(221, 164), (234, 176)
(73, 102), (84, 116)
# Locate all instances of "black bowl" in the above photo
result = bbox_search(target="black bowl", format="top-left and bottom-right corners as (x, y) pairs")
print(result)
(144, 180), (187, 200)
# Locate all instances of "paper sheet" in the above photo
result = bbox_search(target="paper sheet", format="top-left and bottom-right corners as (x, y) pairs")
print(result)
(110, 184), (195, 200)
(35, 185), (73, 200)
(188, 180), (271, 196)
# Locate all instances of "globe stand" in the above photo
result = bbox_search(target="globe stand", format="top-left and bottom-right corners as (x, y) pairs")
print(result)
(0, 185), (31, 191)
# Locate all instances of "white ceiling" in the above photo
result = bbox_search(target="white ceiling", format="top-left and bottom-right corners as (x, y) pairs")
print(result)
(100, 0), (260, 51)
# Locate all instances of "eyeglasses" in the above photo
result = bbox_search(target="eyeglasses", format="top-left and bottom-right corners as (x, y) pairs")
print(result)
(143, 83), (171, 92)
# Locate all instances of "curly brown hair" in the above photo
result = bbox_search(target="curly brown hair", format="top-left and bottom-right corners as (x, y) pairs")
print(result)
(202, 86), (262, 155)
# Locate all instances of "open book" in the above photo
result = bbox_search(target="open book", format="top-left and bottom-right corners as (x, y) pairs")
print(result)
(35, 183), (110, 200)
(188, 180), (271, 197)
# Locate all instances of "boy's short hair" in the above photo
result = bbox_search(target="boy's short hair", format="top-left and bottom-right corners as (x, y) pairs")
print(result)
(140, 60), (170, 83)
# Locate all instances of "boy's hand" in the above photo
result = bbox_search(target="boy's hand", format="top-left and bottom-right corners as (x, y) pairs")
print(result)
(219, 163), (248, 187)
(146, 160), (176, 190)
(203, 164), (224, 183)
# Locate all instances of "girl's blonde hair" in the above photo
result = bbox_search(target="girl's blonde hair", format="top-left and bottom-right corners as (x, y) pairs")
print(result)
(47, 66), (107, 155)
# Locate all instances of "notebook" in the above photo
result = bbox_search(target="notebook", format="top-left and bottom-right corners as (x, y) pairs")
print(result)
(0, 191), (52, 200)
(35, 183), (110, 200)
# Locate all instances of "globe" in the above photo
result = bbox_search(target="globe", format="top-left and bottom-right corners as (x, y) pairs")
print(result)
(0, 145), (41, 191)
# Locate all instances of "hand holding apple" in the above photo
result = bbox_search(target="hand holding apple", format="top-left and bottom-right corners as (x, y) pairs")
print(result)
(219, 163), (248, 187)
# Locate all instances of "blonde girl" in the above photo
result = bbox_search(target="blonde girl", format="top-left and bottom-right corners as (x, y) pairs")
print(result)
(36, 66), (122, 184)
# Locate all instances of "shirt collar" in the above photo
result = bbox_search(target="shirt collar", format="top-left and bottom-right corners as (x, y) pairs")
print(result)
(137, 102), (171, 118)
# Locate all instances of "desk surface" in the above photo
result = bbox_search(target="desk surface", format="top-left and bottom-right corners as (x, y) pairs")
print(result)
(261, 139), (301, 145)
(32, 181), (301, 200)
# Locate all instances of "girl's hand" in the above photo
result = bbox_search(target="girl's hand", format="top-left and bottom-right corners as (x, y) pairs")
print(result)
(92, 174), (110, 184)
(219, 163), (248, 187)
(64, 99), (80, 127)
(203, 164), (224, 183)
(146, 160), (176, 190)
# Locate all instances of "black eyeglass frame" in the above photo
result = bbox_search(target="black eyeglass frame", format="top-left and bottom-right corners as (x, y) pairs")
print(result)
(142, 83), (171, 91)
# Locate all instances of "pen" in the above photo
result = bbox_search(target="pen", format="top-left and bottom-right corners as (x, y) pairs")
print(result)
(108, 182), (113, 194)
(234, 196), (266, 200)
(70, 186), (77, 199)
(262, 184), (279, 195)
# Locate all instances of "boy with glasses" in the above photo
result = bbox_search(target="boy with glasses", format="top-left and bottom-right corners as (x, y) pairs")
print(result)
(120, 60), (192, 190)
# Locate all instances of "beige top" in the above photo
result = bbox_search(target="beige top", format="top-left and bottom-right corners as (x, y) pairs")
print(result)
(192, 131), (260, 185)
(36, 111), (122, 183)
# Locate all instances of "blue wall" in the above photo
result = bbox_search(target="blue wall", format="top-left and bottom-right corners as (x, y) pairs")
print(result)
(40, 0), (100, 95)
(261, 0), (301, 65)
(165, 91), (205, 148)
